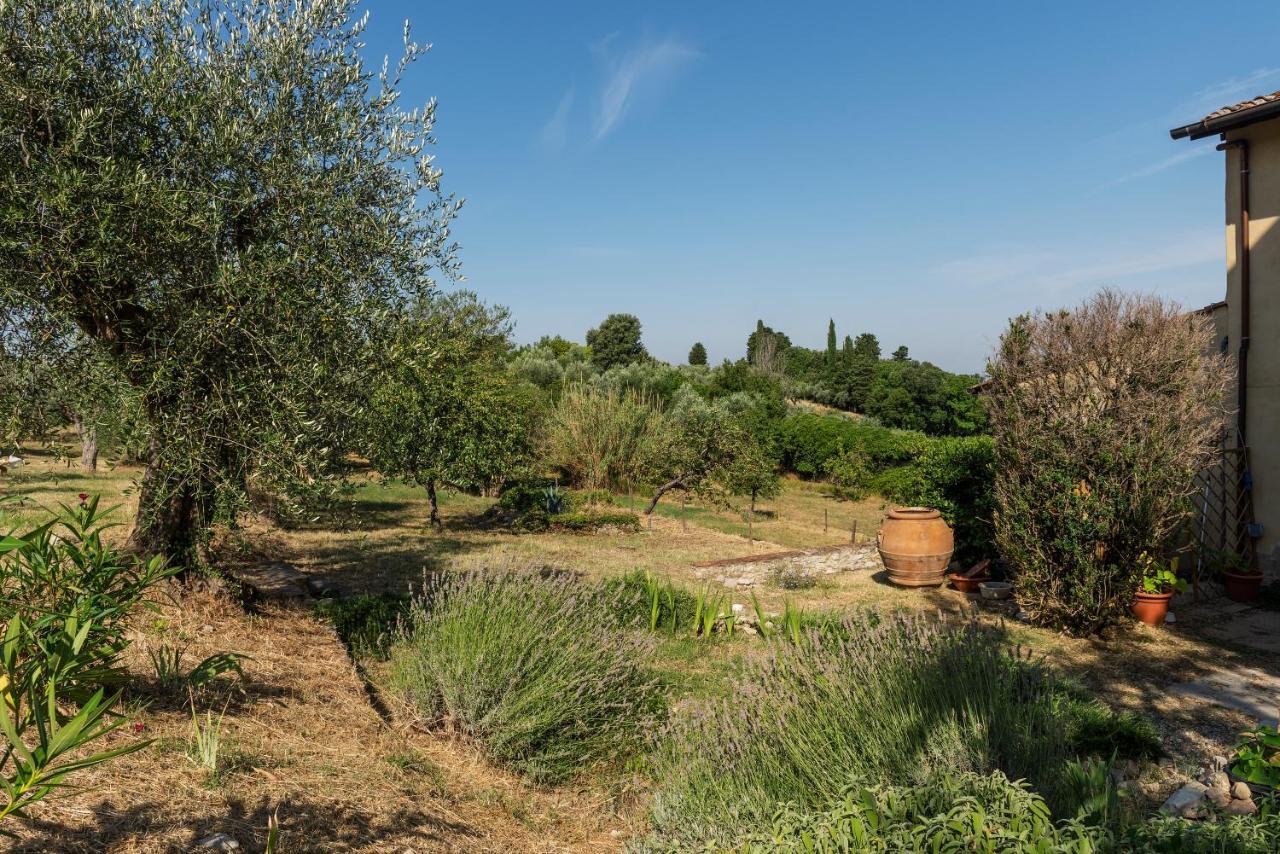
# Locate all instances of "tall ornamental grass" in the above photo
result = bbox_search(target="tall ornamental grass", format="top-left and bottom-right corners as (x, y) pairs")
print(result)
(642, 613), (1071, 850)
(389, 569), (664, 784)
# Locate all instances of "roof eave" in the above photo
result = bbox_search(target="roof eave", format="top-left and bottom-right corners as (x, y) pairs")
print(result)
(1171, 99), (1280, 140)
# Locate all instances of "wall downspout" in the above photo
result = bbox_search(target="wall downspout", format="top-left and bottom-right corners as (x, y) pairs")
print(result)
(1217, 138), (1251, 444)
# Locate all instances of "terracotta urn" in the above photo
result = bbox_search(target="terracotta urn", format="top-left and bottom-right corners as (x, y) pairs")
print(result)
(878, 508), (953, 587)
(1132, 590), (1173, 627)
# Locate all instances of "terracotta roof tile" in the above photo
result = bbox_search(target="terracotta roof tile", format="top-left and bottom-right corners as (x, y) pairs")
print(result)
(1201, 90), (1280, 122)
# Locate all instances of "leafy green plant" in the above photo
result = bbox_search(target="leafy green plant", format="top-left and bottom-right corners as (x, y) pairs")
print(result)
(389, 569), (664, 783)
(731, 771), (1103, 854)
(823, 448), (871, 500)
(187, 702), (225, 782)
(1231, 725), (1280, 787)
(1139, 554), (1186, 595)
(149, 645), (247, 692)
(0, 615), (152, 833)
(692, 585), (726, 639)
(1, 496), (175, 693)
(604, 570), (698, 634)
(0, 496), (165, 832)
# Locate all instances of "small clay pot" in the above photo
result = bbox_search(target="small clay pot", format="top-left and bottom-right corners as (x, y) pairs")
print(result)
(949, 572), (990, 595)
(1223, 570), (1263, 604)
(1132, 590), (1173, 627)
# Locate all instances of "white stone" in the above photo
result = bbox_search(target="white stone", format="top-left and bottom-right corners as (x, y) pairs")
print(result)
(1160, 782), (1208, 817)
(1232, 781), (1252, 801)
(1208, 771), (1231, 793)
(197, 834), (240, 851)
(731, 603), (744, 614)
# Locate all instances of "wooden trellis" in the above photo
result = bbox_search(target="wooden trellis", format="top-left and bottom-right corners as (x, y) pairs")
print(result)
(1190, 444), (1257, 586)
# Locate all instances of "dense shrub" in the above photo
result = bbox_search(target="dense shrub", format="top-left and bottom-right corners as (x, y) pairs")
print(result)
(643, 613), (1072, 849)
(604, 570), (701, 633)
(877, 436), (995, 564)
(312, 593), (410, 660)
(1, 496), (165, 830)
(776, 412), (928, 478)
(540, 385), (669, 491)
(986, 291), (1230, 634)
(822, 448), (871, 500)
(389, 570), (664, 783)
(548, 509), (640, 532)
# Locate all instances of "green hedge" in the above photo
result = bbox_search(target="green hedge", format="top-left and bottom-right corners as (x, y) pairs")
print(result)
(776, 413), (929, 478)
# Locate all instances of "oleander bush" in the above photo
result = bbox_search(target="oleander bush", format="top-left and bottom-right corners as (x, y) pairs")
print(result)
(986, 290), (1230, 634)
(642, 613), (1073, 850)
(1, 496), (167, 832)
(389, 569), (664, 783)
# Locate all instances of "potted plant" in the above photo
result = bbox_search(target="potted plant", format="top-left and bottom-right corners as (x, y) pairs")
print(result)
(1212, 547), (1264, 604)
(1132, 553), (1185, 627)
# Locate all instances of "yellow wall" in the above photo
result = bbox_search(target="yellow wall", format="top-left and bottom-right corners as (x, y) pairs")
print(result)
(1223, 121), (1280, 574)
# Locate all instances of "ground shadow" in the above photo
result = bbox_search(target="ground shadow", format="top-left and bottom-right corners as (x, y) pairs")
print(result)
(12, 789), (477, 852)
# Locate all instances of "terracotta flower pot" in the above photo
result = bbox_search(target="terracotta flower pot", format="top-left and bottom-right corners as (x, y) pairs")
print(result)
(1132, 590), (1173, 627)
(948, 572), (990, 594)
(878, 508), (953, 588)
(1223, 570), (1264, 603)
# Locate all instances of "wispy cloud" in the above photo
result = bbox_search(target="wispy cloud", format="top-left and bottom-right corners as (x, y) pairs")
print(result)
(1091, 143), (1215, 193)
(592, 34), (699, 141)
(1184, 68), (1280, 115)
(538, 86), (575, 152)
(933, 231), (1222, 298)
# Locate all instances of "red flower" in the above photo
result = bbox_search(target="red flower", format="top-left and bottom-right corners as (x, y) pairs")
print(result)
(132, 722), (145, 734)
(77, 493), (89, 505)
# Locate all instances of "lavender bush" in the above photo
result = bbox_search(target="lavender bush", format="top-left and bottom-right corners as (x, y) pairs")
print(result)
(641, 613), (1071, 850)
(389, 568), (664, 783)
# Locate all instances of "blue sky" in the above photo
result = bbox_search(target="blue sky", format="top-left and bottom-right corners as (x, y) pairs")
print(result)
(365, 1), (1280, 373)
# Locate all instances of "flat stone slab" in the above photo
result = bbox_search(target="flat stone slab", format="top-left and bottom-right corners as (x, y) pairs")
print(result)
(1166, 667), (1280, 726)
(1197, 607), (1280, 655)
(230, 560), (312, 605)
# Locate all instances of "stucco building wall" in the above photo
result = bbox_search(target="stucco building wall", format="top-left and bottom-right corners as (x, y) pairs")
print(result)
(1222, 121), (1280, 574)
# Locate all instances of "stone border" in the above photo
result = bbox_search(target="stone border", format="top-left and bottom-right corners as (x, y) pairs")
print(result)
(692, 542), (864, 569)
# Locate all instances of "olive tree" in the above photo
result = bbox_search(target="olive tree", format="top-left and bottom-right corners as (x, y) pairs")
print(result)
(364, 294), (535, 526)
(986, 290), (1230, 634)
(1, 0), (460, 562)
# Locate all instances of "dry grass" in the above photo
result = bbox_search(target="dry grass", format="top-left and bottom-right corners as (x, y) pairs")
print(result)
(6, 447), (1279, 848)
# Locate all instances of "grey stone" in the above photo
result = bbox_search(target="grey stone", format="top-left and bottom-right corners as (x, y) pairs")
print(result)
(1160, 782), (1208, 817)
(1232, 781), (1252, 801)
(1211, 754), (1230, 772)
(1225, 797), (1258, 816)
(1164, 611), (1176, 624)
(196, 834), (240, 851)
